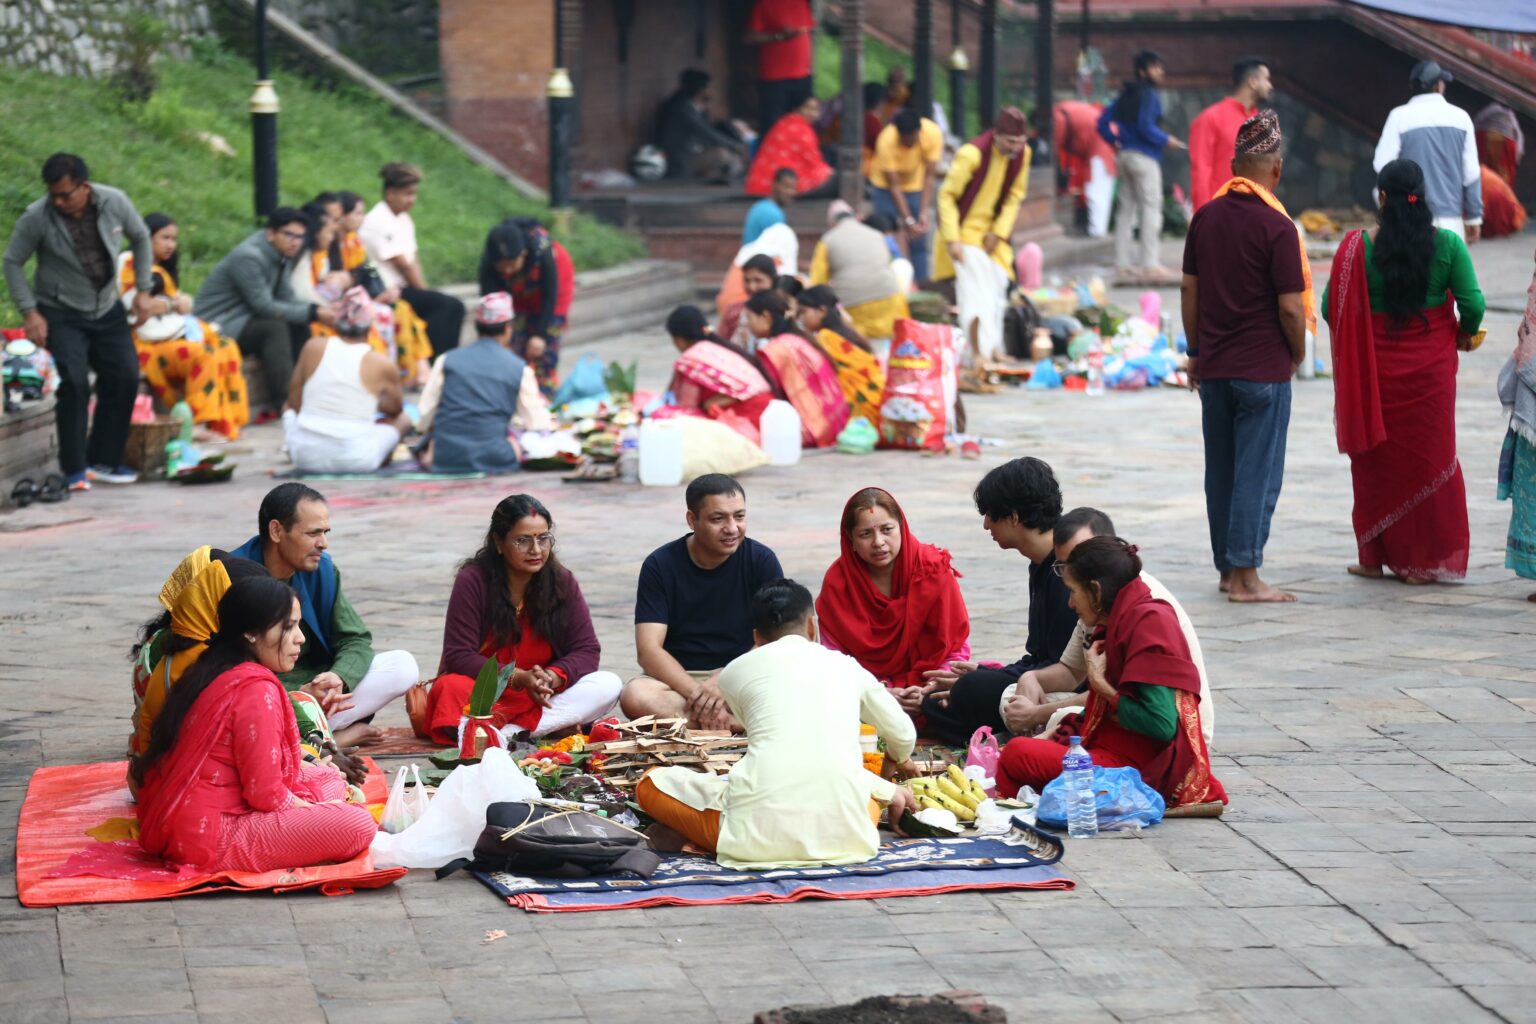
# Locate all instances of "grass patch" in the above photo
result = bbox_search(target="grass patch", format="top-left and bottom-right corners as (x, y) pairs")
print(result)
(0, 41), (643, 325)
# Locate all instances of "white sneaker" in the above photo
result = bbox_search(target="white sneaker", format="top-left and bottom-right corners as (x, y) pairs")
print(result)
(87, 464), (139, 484)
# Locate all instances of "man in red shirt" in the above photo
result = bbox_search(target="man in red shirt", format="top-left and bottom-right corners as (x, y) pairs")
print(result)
(1187, 57), (1273, 211)
(745, 0), (815, 132)
(1054, 100), (1118, 236)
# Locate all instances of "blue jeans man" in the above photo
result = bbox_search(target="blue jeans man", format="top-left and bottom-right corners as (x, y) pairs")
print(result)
(870, 186), (931, 284)
(1200, 377), (1294, 602)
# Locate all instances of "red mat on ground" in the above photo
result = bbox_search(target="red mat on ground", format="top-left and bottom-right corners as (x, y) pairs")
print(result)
(357, 727), (441, 757)
(17, 759), (406, 907)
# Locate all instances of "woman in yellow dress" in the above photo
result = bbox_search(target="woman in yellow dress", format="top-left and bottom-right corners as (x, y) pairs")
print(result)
(118, 214), (249, 439)
(799, 285), (885, 427)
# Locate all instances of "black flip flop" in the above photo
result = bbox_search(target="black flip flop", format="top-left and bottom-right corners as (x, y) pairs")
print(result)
(37, 474), (67, 503)
(9, 478), (38, 508)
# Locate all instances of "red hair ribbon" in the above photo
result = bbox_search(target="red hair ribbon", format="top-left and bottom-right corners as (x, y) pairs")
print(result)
(1406, 194), (1418, 204)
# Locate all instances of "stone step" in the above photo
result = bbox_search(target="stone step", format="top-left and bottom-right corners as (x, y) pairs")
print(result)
(0, 397), (59, 505)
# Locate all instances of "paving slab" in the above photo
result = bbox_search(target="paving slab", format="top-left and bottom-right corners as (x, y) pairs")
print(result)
(4, 233), (1534, 1020)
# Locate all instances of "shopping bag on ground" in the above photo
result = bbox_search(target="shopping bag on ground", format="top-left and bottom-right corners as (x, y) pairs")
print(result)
(1037, 765), (1165, 831)
(966, 726), (1002, 794)
(370, 748), (541, 869)
(877, 319), (948, 451)
(381, 766), (419, 834)
(551, 353), (608, 408)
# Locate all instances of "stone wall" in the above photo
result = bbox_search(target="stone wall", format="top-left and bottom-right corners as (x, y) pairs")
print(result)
(0, 0), (210, 78)
(1158, 87), (1379, 212)
(266, 0), (441, 79)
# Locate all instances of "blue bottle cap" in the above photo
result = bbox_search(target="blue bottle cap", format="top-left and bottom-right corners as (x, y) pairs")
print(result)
(1069, 735), (1082, 744)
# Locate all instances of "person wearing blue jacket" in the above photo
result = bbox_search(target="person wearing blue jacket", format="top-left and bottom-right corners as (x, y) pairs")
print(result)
(1097, 51), (1186, 280)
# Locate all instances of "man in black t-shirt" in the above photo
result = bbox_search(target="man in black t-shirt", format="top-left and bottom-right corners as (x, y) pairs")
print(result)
(621, 474), (784, 730)
(917, 458), (1078, 746)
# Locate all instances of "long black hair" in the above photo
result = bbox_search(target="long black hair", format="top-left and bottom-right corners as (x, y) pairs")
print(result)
(1371, 159), (1437, 324)
(463, 494), (570, 652)
(799, 285), (870, 352)
(143, 212), (179, 288)
(665, 305), (785, 398)
(745, 289), (809, 341)
(132, 575), (298, 783)
(1064, 536), (1144, 617)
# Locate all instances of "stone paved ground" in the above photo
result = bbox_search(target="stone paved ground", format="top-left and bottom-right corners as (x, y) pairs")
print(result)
(2, 236), (1534, 1023)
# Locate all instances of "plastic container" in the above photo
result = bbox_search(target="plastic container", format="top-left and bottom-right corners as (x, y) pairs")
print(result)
(1061, 736), (1098, 838)
(759, 399), (803, 466)
(617, 425), (640, 483)
(637, 418), (684, 487)
(1085, 339), (1105, 397)
(858, 723), (879, 754)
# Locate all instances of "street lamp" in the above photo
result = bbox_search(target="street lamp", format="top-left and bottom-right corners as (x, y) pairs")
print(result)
(250, 0), (279, 221)
(949, 0), (968, 135)
(546, 67), (574, 233)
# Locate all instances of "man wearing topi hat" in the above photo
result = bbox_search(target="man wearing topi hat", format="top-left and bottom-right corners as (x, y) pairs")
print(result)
(1373, 61), (1483, 242)
(417, 292), (553, 475)
(1182, 110), (1312, 605)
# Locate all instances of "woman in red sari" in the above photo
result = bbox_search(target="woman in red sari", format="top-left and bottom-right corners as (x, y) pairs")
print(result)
(134, 577), (377, 872)
(995, 538), (1226, 809)
(745, 92), (836, 198)
(744, 290), (851, 447)
(424, 494), (621, 744)
(663, 304), (780, 443)
(1322, 159), (1485, 584)
(816, 488), (970, 718)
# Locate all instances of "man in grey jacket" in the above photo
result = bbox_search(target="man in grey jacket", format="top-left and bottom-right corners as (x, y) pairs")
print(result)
(195, 207), (339, 411)
(3, 152), (156, 489)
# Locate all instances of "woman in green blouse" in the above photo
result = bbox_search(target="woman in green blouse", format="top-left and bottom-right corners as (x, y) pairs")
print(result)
(1322, 159), (1484, 584)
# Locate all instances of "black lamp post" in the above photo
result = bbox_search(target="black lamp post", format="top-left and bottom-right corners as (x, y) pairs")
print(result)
(547, 0), (574, 232)
(250, 0), (279, 221)
(948, 0), (968, 135)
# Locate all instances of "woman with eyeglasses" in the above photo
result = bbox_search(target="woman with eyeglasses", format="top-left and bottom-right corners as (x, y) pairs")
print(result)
(423, 494), (621, 743)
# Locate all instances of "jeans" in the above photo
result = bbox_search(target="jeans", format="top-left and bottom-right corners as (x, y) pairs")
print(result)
(40, 303), (139, 475)
(1201, 378), (1292, 573)
(401, 286), (466, 356)
(870, 186), (932, 284)
(1114, 149), (1164, 269)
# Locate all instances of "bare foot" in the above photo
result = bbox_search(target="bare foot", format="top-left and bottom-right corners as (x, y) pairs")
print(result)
(1400, 575), (1432, 586)
(1347, 564), (1385, 578)
(333, 723), (384, 748)
(1219, 573), (1232, 593)
(1528, 592), (1536, 603)
(1229, 577), (1297, 603)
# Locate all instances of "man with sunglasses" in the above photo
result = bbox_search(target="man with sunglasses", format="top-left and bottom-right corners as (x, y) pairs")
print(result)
(3, 152), (156, 490)
(195, 207), (342, 419)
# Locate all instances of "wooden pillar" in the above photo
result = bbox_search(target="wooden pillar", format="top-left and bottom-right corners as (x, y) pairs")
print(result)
(1035, 0), (1054, 149)
(838, 0), (865, 205)
(913, 0), (934, 120)
(979, 0), (998, 126)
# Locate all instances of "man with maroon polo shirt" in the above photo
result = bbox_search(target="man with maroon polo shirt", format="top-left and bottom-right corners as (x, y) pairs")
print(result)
(745, 0), (815, 131)
(1182, 110), (1307, 604)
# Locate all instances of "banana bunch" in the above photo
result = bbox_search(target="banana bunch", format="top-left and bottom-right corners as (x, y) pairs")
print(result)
(906, 764), (989, 822)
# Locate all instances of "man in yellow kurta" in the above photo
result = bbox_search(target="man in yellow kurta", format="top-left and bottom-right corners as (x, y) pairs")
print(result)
(935, 106), (1032, 284)
(636, 579), (917, 870)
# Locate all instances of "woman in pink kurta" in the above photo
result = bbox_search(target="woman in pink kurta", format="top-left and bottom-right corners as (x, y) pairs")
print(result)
(134, 576), (377, 872)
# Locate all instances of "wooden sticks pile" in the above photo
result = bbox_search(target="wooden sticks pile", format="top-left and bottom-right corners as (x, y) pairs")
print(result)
(585, 716), (748, 789)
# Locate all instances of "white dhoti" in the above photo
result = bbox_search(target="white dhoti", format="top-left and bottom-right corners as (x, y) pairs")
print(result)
(328, 650), (421, 729)
(954, 244), (1010, 363)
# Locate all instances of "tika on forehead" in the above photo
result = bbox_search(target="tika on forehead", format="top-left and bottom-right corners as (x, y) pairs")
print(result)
(1234, 109), (1282, 156)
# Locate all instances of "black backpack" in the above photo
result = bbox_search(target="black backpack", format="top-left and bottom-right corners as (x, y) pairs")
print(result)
(436, 801), (661, 880)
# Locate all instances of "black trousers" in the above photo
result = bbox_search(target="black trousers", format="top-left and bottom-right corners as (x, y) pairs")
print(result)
(40, 303), (138, 476)
(401, 286), (465, 356)
(758, 75), (813, 134)
(919, 668), (1021, 747)
(236, 317), (307, 410)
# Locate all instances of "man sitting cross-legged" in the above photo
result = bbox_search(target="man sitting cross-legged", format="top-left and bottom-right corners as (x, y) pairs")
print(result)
(637, 578), (918, 869)
(620, 474), (783, 731)
(919, 457), (1078, 745)
(1000, 507), (1216, 747)
(231, 482), (419, 747)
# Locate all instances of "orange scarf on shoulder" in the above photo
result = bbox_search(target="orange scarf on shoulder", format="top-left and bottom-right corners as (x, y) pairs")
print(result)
(1212, 176), (1316, 336)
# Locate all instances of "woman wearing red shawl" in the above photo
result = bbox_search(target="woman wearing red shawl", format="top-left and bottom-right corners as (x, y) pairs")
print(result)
(995, 538), (1225, 809)
(816, 488), (970, 718)
(133, 577), (377, 872)
(745, 92), (835, 198)
(424, 495), (621, 744)
(1322, 160), (1484, 584)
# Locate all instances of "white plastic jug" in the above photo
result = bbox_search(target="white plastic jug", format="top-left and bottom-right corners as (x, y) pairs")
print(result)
(759, 399), (803, 466)
(638, 418), (685, 486)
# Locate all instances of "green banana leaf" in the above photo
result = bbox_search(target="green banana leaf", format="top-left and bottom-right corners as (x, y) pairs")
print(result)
(466, 655), (512, 716)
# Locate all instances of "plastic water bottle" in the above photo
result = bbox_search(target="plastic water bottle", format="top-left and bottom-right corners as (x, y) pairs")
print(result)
(617, 425), (640, 483)
(1062, 736), (1098, 838)
(1085, 339), (1105, 397)
(637, 418), (684, 487)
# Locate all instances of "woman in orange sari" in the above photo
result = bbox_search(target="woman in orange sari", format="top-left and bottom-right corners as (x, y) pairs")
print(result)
(118, 214), (249, 438)
(995, 538), (1225, 809)
(743, 290), (850, 447)
(745, 92), (836, 198)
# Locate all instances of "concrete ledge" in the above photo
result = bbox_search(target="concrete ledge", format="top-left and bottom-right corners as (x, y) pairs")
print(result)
(0, 397), (59, 505)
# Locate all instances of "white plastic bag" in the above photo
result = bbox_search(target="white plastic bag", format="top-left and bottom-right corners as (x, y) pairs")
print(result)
(369, 747), (540, 869)
(380, 766), (416, 834)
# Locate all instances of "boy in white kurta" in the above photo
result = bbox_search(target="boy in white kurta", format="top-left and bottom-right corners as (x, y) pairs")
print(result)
(638, 579), (917, 870)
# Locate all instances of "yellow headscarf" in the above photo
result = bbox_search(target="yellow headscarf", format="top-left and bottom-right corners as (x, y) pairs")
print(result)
(157, 546), (212, 612)
(131, 557), (237, 757)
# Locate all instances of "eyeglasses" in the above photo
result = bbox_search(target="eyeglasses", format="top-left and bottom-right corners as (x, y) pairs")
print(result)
(277, 229), (306, 241)
(1051, 561), (1066, 578)
(510, 534), (555, 553)
(49, 182), (86, 204)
